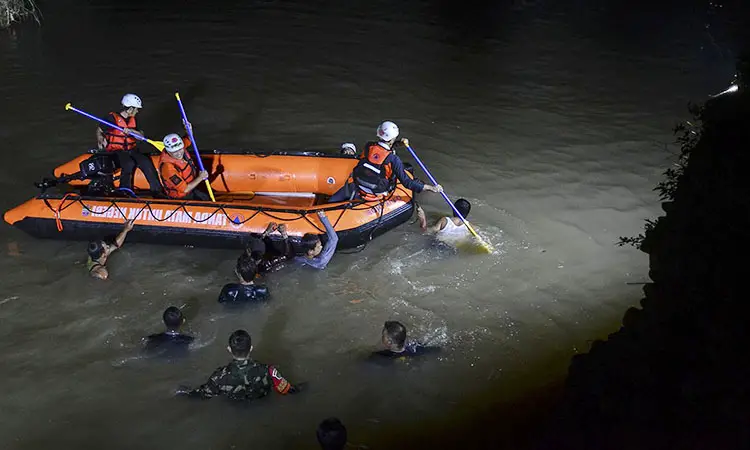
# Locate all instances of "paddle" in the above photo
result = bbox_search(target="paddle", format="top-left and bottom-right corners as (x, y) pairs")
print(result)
(65, 103), (165, 151)
(174, 92), (216, 202)
(404, 143), (492, 253)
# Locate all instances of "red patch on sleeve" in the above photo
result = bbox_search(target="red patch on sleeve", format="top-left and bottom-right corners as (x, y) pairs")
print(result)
(268, 366), (290, 394)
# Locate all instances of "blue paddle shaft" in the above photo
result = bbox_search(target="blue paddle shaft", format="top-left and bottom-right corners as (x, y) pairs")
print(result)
(174, 96), (207, 173)
(404, 144), (470, 225)
(70, 106), (148, 143)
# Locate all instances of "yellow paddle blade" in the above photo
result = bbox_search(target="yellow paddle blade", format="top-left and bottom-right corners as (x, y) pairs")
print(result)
(461, 220), (493, 253)
(65, 102), (72, 110)
(456, 238), (493, 255)
(146, 139), (165, 152)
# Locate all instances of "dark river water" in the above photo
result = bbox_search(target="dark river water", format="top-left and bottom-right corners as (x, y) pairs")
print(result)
(0, 0), (739, 448)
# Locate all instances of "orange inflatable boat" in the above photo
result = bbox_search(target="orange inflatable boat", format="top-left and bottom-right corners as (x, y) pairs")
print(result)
(3, 149), (416, 250)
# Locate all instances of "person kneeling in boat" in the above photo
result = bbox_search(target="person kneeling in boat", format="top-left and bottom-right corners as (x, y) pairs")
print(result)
(416, 198), (473, 245)
(158, 133), (210, 201)
(86, 218), (135, 280)
(174, 329), (305, 401)
(143, 306), (194, 357)
(218, 253), (270, 304)
(328, 121), (443, 203)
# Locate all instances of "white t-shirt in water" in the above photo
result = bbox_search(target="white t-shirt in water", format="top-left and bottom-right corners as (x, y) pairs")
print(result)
(436, 217), (471, 243)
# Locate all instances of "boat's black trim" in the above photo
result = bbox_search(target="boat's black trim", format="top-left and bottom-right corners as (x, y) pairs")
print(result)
(12, 201), (414, 251)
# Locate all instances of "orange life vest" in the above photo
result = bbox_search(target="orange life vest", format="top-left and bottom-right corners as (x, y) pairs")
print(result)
(104, 112), (138, 152)
(352, 142), (395, 199)
(158, 142), (197, 198)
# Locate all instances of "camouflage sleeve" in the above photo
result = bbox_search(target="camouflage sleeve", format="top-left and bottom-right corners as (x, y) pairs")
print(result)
(268, 365), (291, 395)
(187, 366), (226, 399)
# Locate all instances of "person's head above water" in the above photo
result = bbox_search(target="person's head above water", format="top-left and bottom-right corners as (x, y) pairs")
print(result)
(382, 320), (407, 352)
(376, 121), (399, 145)
(316, 417), (347, 450)
(453, 198), (471, 219)
(245, 237), (267, 262)
(162, 306), (185, 332)
(301, 233), (323, 258)
(87, 239), (115, 261)
(235, 253), (258, 283)
(227, 329), (253, 359)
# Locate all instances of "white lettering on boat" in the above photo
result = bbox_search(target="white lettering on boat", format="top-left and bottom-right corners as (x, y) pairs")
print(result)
(84, 205), (227, 227)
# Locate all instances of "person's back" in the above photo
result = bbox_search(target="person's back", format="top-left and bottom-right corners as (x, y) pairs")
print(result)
(250, 223), (296, 274)
(436, 216), (472, 242)
(368, 321), (440, 365)
(143, 331), (194, 357)
(218, 283), (269, 303)
(218, 253), (270, 304)
(206, 358), (278, 401)
(175, 329), (303, 401)
(371, 338), (439, 359)
(417, 198), (473, 246)
(143, 306), (194, 358)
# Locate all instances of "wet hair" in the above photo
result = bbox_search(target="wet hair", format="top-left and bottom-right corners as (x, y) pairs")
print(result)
(300, 233), (321, 253)
(316, 417), (347, 450)
(383, 320), (407, 349)
(228, 329), (252, 358)
(162, 306), (183, 330)
(87, 240), (105, 260)
(246, 237), (266, 262)
(453, 198), (471, 219)
(236, 253), (258, 282)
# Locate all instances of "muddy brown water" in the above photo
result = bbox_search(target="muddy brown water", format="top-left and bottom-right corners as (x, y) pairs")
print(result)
(0, 1), (737, 448)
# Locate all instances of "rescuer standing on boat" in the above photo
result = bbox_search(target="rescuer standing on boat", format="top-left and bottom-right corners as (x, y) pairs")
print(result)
(95, 94), (164, 196)
(328, 121), (443, 203)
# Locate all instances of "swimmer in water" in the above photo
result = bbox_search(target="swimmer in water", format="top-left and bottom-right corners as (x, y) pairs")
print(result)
(217, 253), (270, 304)
(256, 211), (339, 272)
(175, 329), (305, 401)
(370, 320), (440, 360)
(416, 198), (472, 244)
(86, 218), (135, 280)
(247, 222), (294, 274)
(143, 306), (194, 356)
(317, 417), (348, 450)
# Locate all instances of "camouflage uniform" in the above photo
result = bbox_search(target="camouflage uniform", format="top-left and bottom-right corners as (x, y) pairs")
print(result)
(186, 358), (291, 401)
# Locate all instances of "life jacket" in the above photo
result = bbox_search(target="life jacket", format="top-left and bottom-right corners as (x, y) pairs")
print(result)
(158, 142), (197, 198)
(352, 142), (395, 199)
(104, 112), (138, 152)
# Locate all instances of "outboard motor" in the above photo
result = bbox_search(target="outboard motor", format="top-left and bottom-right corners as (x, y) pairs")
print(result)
(35, 154), (118, 195)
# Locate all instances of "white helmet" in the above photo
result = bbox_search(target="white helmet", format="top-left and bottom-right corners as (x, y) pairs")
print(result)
(376, 121), (399, 142)
(163, 133), (185, 152)
(121, 93), (143, 109)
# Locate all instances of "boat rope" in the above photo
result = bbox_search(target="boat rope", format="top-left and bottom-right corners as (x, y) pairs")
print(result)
(40, 185), (410, 236)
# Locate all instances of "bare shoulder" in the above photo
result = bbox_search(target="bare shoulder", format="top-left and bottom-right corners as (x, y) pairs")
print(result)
(91, 266), (109, 280)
